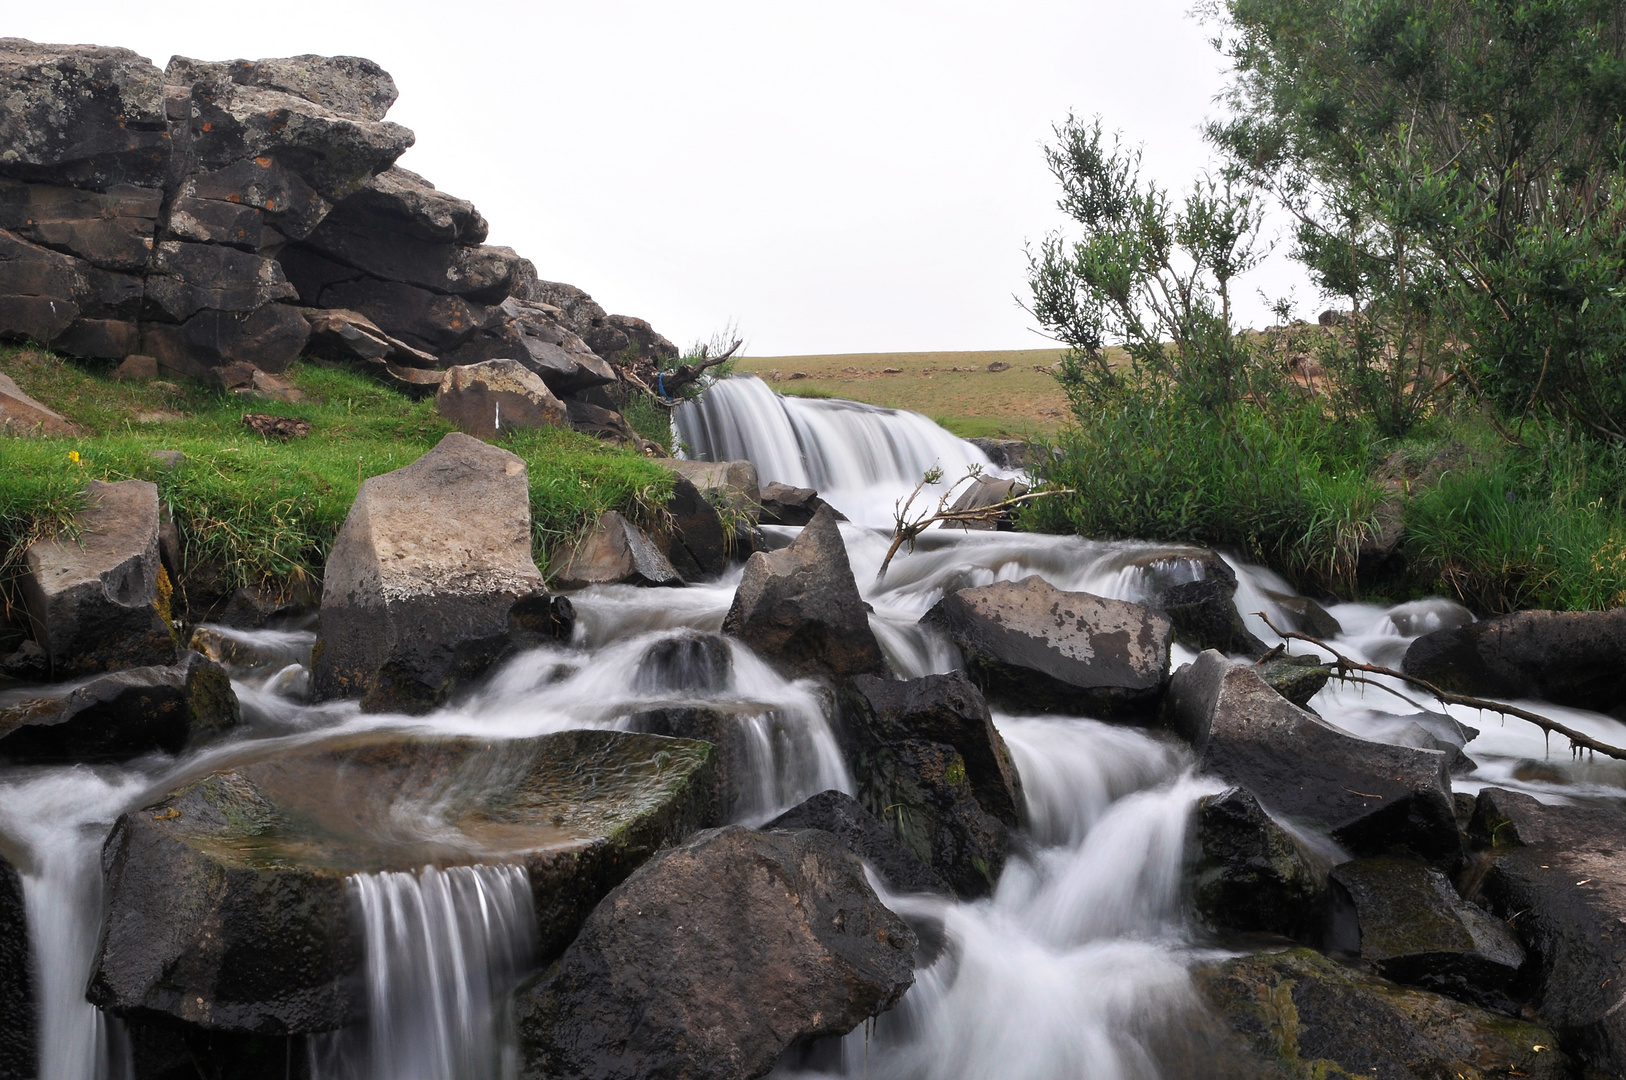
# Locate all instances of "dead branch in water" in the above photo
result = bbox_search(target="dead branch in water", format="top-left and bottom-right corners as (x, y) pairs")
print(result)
(653, 339), (744, 404)
(1256, 612), (1626, 762)
(876, 469), (1073, 582)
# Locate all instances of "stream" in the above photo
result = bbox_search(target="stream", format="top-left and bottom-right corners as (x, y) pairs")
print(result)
(5, 372), (1626, 1079)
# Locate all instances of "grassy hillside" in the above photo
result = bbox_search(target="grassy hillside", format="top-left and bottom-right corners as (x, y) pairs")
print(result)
(736, 349), (1073, 439)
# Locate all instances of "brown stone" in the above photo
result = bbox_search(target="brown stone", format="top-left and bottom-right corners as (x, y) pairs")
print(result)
(548, 511), (683, 588)
(0, 371), (77, 436)
(435, 359), (567, 440)
(114, 355), (159, 382)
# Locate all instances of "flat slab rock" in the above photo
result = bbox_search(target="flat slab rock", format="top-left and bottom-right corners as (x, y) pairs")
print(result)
(514, 824), (916, 1080)
(1166, 650), (1458, 859)
(921, 575), (1171, 717)
(89, 728), (716, 1035)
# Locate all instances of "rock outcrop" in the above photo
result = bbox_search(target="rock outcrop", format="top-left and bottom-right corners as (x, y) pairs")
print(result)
(311, 432), (560, 713)
(1165, 650), (1458, 859)
(90, 729), (717, 1035)
(0, 651), (238, 763)
(922, 576), (1171, 717)
(1403, 608), (1626, 715)
(21, 478), (176, 677)
(722, 506), (886, 681)
(513, 825), (916, 1080)
(434, 358), (567, 441)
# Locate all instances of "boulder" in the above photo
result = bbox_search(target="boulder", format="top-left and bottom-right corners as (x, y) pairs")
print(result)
(664, 459), (762, 521)
(1331, 856), (1524, 1009)
(756, 483), (843, 527)
(0, 370), (77, 436)
(660, 476), (729, 581)
(316, 277), (483, 353)
(0, 179), (161, 270)
(1403, 608), (1626, 715)
(547, 511), (683, 589)
(966, 437), (1034, 470)
(1191, 787), (1327, 942)
(840, 672), (1023, 827)
(936, 475), (1028, 531)
(0, 40), (170, 190)
(1165, 651), (1458, 859)
(21, 478), (177, 676)
(164, 54), (399, 124)
(1262, 589), (1344, 639)
(435, 359), (567, 440)
(90, 728), (717, 1035)
(311, 432), (556, 713)
(0, 651), (238, 763)
(1469, 787), (1626, 1074)
(721, 506), (886, 681)
(564, 398), (644, 446)
(1153, 563), (1267, 658)
(1195, 948), (1566, 1080)
(623, 706), (752, 821)
(327, 166), (485, 242)
(921, 576), (1172, 718)
(523, 279), (680, 372)
(513, 824), (916, 1080)
(1254, 652), (1331, 707)
(765, 789), (949, 895)
(0, 851), (34, 1079)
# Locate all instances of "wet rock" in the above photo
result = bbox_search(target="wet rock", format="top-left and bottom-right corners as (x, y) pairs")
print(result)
(1356, 710), (1479, 775)
(435, 359), (567, 440)
(311, 432), (552, 713)
(1153, 557), (1267, 658)
(660, 476), (729, 581)
(90, 728), (717, 1035)
(1195, 947), (1566, 1080)
(722, 505), (886, 681)
(623, 706), (750, 821)
(0, 851), (35, 1079)
(0, 640), (49, 683)
(1254, 652), (1330, 707)
(1469, 787), (1626, 1074)
(0, 370), (78, 436)
(840, 672), (1023, 827)
(921, 576), (1172, 718)
(1403, 608), (1626, 715)
(1386, 598), (1473, 637)
(756, 483), (844, 527)
(513, 824), (916, 1080)
(1165, 651), (1458, 859)
(936, 475), (1028, 531)
(0, 179), (161, 270)
(548, 510), (682, 588)
(1262, 589), (1344, 639)
(0, 651), (238, 763)
(0, 40), (170, 190)
(632, 631), (733, 695)
(1192, 787), (1327, 942)
(21, 478), (177, 676)
(1331, 856), (1524, 1009)
(765, 789), (949, 894)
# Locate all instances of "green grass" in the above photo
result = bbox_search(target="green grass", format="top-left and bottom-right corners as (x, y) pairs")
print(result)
(0, 348), (673, 626)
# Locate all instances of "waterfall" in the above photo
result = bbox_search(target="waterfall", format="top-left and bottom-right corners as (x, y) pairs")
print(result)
(673, 375), (1002, 526)
(312, 864), (536, 1080)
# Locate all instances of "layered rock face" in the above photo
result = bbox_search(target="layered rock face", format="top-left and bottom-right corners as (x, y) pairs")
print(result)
(0, 39), (674, 442)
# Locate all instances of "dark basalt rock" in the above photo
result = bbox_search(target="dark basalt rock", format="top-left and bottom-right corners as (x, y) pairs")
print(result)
(1330, 856), (1524, 1010)
(90, 729), (717, 1036)
(21, 478), (177, 677)
(141, 304), (311, 378)
(318, 277), (485, 354)
(513, 825), (916, 1080)
(522, 279), (681, 372)
(660, 476), (729, 581)
(1195, 948), (1566, 1080)
(143, 242), (298, 322)
(1191, 787), (1327, 942)
(1254, 652), (1331, 707)
(311, 432), (556, 713)
(632, 631), (733, 695)
(0, 179), (162, 270)
(1263, 589), (1345, 639)
(766, 789), (949, 895)
(0, 651), (238, 763)
(722, 505), (887, 682)
(445, 297), (616, 395)
(1468, 787), (1626, 1075)
(756, 483), (844, 527)
(921, 575), (1171, 718)
(1165, 651), (1458, 860)
(1154, 572), (1267, 659)
(165, 54), (398, 124)
(1403, 608), (1626, 716)
(0, 850), (35, 1080)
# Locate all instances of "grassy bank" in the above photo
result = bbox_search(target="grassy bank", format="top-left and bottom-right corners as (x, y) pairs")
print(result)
(0, 348), (673, 626)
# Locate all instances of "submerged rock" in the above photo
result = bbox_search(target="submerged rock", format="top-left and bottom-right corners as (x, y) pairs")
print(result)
(1195, 948), (1566, 1080)
(921, 576), (1171, 718)
(0, 651), (238, 763)
(1165, 650), (1458, 859)
(1469, 787), (1626, 1075)
(90, 728), (717, 1035)
(311, 432), (557, 713)
(548, 510), (683, 588)
(765, 789), (949, 895)
(0, 851), (34, 1080)
(1191, 787), (1327, 942)
(514, 825), (916, 1080)
(722, 505), (887, 681)
(1403, 608), (1626, 716)
(631, 631), (733, 695)
(1331, 856), (1524, 1009)
(21, 478), (177, 677)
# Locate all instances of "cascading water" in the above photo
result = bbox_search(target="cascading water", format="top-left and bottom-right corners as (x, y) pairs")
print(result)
(9, 372), (1626, 1079)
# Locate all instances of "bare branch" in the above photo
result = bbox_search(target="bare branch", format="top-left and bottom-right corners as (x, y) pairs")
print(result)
(876, 470), (1074, 582)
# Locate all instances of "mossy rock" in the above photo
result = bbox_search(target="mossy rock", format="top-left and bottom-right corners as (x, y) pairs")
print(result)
(88, 728), (716, 1035)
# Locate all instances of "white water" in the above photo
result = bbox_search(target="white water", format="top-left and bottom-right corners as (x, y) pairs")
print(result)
(8, 373), (1626, 1079)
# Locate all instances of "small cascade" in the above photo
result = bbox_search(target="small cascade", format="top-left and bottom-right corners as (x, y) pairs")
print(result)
(313, 864), (537, 1080)
(674, 375), (1001, 525)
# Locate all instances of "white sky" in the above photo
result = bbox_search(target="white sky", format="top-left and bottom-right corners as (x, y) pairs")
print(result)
(12, 1), (1313, 355)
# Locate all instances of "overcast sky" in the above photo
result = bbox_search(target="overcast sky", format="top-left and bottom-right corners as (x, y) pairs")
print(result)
(13, 1), (1312, 355)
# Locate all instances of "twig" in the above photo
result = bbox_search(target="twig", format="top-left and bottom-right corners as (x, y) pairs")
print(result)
(1256, 612), (1626, 761)
(876, 469), (1073, 581)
